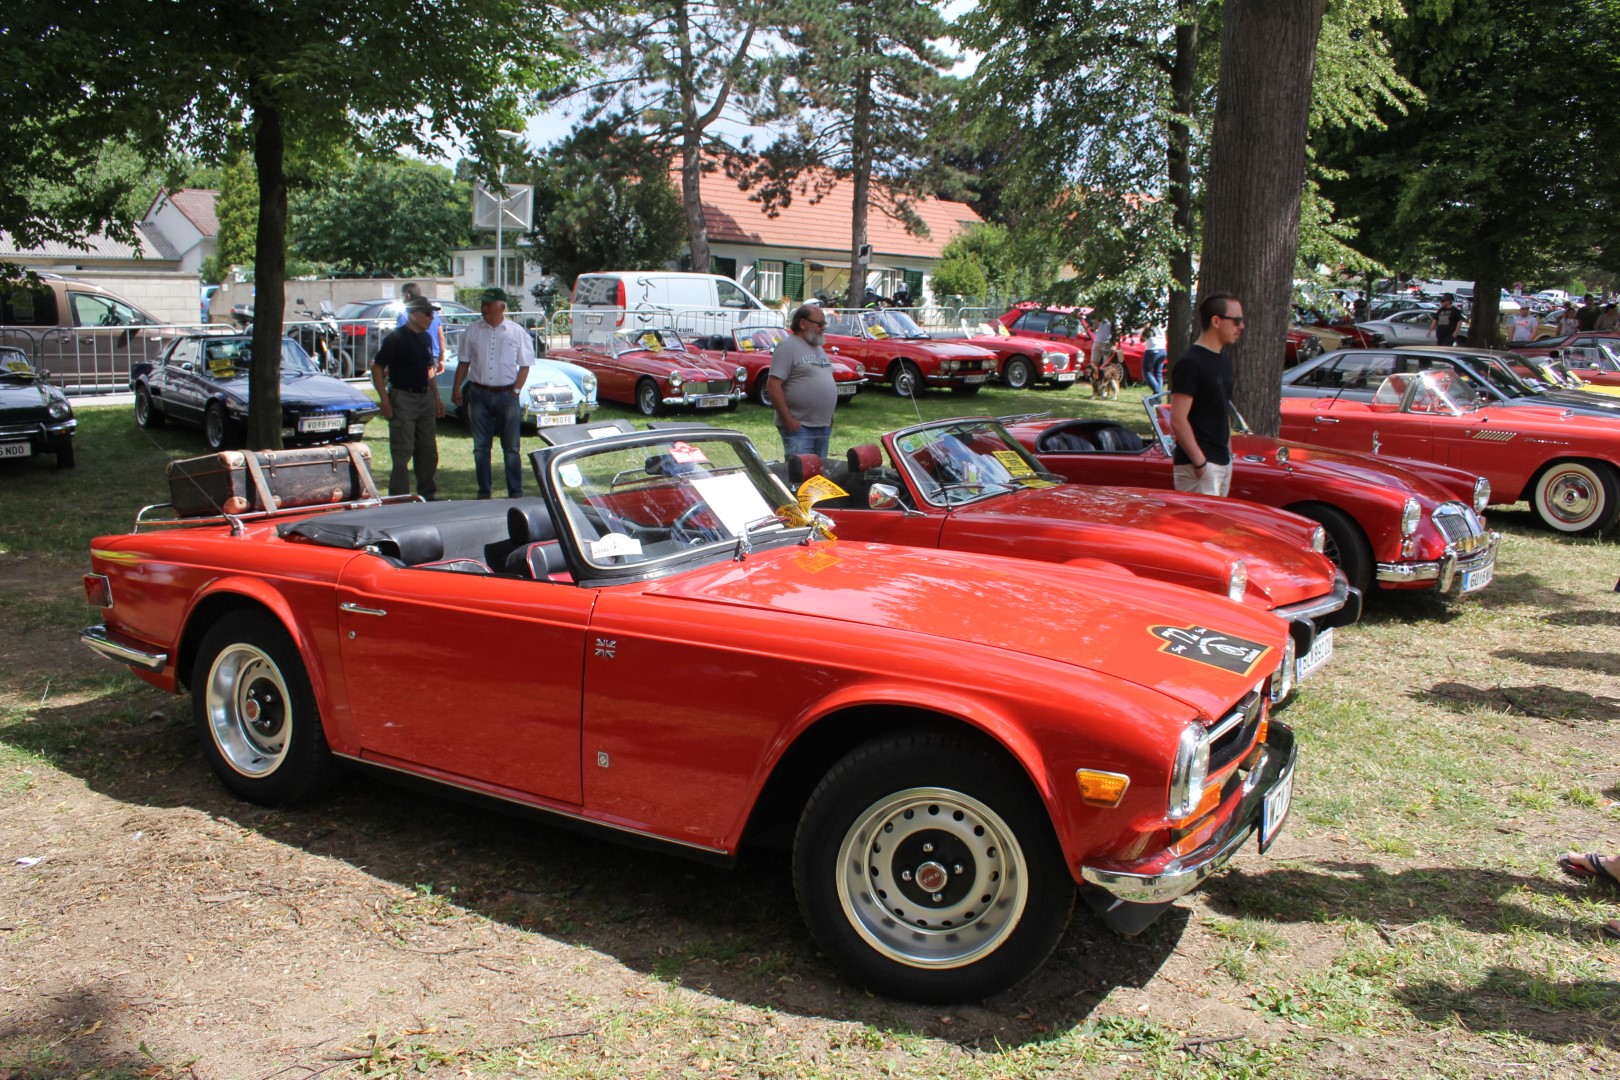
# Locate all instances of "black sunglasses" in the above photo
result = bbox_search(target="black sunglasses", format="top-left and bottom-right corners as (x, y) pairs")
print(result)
(803, 318), (826, 326)
(1219, 314), (1246, 325)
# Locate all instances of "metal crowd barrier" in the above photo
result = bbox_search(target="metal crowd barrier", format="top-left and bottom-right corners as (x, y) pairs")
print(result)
(545, 304), (787, 350)
(4, 324), (217, 397)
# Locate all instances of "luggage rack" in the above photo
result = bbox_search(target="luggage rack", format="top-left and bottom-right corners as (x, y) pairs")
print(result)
(134, 493), (422, 535)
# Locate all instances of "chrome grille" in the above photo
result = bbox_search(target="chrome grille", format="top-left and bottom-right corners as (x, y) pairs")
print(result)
(1208, 688), (1265, 775)
(532, 387), (572, 405)
(685, 380), (731, 395)
(1433, 502), (1487, 553)
(0, 421), (43, 437)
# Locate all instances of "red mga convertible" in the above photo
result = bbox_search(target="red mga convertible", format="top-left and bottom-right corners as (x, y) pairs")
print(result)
(550, 327), (746, 416)
(81, 424), (1297, 1002)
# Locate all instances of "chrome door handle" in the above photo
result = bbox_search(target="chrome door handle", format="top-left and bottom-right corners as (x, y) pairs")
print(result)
(340, 602), (388, 616)
(1313, 416), (1340, 424)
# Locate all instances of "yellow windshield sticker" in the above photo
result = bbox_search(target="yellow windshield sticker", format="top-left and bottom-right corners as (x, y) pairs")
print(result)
(737, 336), (755, 351)
(992, 450), (1035, 477)
(997, 323), (1011, 337)
(3, 357), (31, 373)
(640, 332), (663, 352)
(868, 324), (888, 339)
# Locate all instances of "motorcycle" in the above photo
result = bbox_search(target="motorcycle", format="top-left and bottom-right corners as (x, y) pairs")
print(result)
(291, 300), (356, 379)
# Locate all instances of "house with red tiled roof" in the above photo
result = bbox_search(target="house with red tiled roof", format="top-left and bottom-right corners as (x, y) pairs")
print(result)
(143, 188), (219, 274)
(686, 164), (983, 306)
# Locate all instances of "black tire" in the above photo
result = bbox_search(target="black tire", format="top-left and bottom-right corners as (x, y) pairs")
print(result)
(134, 384), (164, 428)
(890, 361), (923, 399)
(1289, 501), (1373, 595)
(754, 374), (773, 408)
(1530, 460), (1620, 535)
(53, 441), (75, 469)
(191, 610), (340, 806)
(951, 382), (983, 397)
(1002, 357), (1034, 390)
(334, 347), (356, 380)
(204, 401), (240, 452)
(793, 730), (1073, 1002)
(636, 378), (664, 417)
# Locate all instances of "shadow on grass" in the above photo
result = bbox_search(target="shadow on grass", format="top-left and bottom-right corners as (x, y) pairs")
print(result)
(0, 985), (160, 1079)
(0, 689), (1179, 1049)
(1494, 648), (1620, 677)
(1414, 681), (1620, 723)
(1547, 609), (1620, 628)
(1396, 965), (1620, 1047)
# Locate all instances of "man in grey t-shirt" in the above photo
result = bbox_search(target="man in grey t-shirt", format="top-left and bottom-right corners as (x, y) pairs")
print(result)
(768, 304), (839, 460)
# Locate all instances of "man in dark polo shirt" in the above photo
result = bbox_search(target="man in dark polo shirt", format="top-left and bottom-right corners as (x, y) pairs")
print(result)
(1169, 292), (1243, 496)
(371, 297), (444, 500)
(1429, 294), (1464, 346)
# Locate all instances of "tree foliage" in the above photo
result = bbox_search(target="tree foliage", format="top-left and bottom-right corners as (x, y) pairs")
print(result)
(206, 154), (260, 283)
(289, 157), (469, 278)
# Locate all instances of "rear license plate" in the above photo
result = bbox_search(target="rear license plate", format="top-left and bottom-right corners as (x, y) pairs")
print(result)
(962, 374), (988, 384)
(298, 415), (344, 433)
(1296, 626), (1333, 682)
(0, 442), (30, 458)
(539, 412), (574, 426)
(1055, 372), (1077, 383)
(696, 395), (729, 408)
(1461, 563), (1493, 593)
(1260, 765), (1294, 852)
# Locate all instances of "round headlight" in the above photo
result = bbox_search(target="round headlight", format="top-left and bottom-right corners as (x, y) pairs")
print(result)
(1275, 445), (1290, 466)
(855, 361), (866, 376)
(1227, 559), (1248, 601)
(669, 373), (684, 390)
(1170, 724), (1212, 820)
(1309, 525), (1326, 553)
(582, 372), (597, 393)
(1473, 476), (1490, 513)
(47, 399), (71, 420)
(1401, 496), (1422, 537)
(735, 366), (747, 382)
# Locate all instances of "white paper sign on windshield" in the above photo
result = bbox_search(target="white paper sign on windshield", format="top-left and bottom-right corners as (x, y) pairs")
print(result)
(691, 473), (775, 537)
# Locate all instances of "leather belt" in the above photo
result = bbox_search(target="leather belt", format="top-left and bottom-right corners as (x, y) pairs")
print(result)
(471, 382), (513, 392)
(391, 386), (431, 393)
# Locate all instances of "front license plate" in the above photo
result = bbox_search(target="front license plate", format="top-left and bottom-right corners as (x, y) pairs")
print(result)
(298, 415), (344, 433)
(1055, 372), (1077, 383)
(1295, 626), (1333, 682)
(1461, 563), (1494, 593)
(0, 442), (30, 458)
(539, 412), (574, 426)
(1260, 765), (1294, 852)
(962, 374), (988, 384)
(695, 395), (729, 408)
(837, 384), (858, 397)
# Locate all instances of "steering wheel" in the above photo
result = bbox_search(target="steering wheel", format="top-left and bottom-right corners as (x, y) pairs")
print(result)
(672, 504), (725, 545)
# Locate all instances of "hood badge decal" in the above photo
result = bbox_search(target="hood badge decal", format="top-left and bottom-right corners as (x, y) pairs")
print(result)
(1149, 625), (1272, 677)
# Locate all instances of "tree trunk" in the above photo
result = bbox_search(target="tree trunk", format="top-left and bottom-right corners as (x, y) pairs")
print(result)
(674, 0), (710, 273)
(1166, 0), (1199, 363)
(1197, 0), (1327, 437)
(845, 28), (874, 312)
(1470, 262), (1503, 348)
(248, 91), (288, 451)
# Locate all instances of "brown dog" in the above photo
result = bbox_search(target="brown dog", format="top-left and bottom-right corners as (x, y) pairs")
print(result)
(1089, 346), (1125, 399)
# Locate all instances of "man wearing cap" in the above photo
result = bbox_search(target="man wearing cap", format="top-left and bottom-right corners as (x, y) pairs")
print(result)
(452, 287), (535, 499)
(396, 282), (447, 373)
(1428, 294), (1464, 347)
(372, 297), (444, 500)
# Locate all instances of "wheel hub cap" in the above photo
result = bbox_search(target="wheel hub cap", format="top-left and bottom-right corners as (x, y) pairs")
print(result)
(1550, 474), (1596, 521)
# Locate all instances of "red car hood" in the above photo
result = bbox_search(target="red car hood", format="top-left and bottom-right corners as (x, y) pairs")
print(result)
(831, 335), (998, 360)
(1231, 434), (1476, 502)
(642, 542), (1284, 716)
(972, 333), (1081, 358)
(949, 484), (1334, 609)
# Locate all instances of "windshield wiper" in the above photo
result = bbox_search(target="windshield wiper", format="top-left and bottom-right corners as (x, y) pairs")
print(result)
(733, 513), (790, 561)
(938, 479), (1017, 505)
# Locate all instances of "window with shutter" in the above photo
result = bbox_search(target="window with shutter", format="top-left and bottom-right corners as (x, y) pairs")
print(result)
(783, 262), (804, 303)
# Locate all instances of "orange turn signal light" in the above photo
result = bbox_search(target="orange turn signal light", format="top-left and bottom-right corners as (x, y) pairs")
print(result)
(1076, 769), (1131, 807)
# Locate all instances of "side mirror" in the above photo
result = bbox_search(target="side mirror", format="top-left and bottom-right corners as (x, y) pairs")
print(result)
(829, 346), (841, 355)
(869, 484), (903, 510)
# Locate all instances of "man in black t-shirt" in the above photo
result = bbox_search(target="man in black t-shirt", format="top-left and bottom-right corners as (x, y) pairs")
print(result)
(1429, 294), (1464, 346)
(371, 297), (445, 500)
(1169, 292), (1243, 496)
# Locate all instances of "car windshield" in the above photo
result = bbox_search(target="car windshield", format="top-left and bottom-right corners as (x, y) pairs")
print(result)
(613, 328), (691, 356)
(733, 326), (788, 352)
(1374, 371), (1478, 414)
(892, 420), (1053, 506)
(201, 338), (319, 377)
(858, 309), (928, 340)
(1471, 357), (1538, 397)
(0, 349), (38, 380)
(546, 434), (810, 572)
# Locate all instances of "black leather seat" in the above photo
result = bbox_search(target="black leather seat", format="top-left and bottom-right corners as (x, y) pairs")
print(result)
(1038, 429), (1098, 453)
(503, 504), (560, 576)
(1094, 425), (1145, 452)
(509, 541), (570, 580)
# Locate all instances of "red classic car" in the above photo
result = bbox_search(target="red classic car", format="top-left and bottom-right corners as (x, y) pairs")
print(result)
(824, 309), (1000, 396)
(929, 323), (1083, 390)
(80, 424), (1296, 1002)
(1280, 370), (1620, 535)
(997, 304), (1147, 382)
(1511, 335), (1620, 391)
(1006, 395), (1498, 598)
(550, 327), (746, 416)
(688, 324), (867, 406)
(798, 417), (1358, 699)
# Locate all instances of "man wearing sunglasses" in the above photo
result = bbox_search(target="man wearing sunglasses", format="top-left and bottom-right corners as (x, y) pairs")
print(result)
(768, 304), (839, 460)
(1168, 292), (1244, 496)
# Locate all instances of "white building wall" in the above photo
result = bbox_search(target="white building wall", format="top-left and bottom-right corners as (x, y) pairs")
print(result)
(147, 202), (211, 273)
(708, 243), (941, 307)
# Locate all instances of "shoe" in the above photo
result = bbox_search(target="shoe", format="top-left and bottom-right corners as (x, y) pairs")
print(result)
(1558, 852), (1620, 888)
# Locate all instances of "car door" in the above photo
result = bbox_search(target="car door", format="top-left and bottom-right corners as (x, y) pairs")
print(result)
(1387, 311), (1434, 343)
(335, 560), (594, 803)
(67, 290), (153, 388)
(153, 339), (203, 425)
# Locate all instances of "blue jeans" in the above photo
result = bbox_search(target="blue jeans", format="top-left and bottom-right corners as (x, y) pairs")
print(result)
(468, 384), (523, 498)
(779, 424), (832, 462)
(1140, 349), (1167, 395)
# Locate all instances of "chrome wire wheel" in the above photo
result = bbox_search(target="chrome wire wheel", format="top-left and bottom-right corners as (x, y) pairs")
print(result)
(835, 786), (1029, 970)
(203, 642), (292, 778)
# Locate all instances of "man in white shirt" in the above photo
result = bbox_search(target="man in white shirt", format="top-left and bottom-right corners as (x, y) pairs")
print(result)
(1510, 309), (1538, 342)
(451, 288), (535, 498)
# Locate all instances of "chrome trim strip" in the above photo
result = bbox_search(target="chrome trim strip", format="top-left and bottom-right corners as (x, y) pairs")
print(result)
(1273, 571), (1351, 622)
(79, 625), (168, 672)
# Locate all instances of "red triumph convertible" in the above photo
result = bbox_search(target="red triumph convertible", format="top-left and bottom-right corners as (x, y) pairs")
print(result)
(81, 424), (1298, 1002)
(688, 324), (868, 406)
(1006, 395), (1498, 598)
(1280, 370), (1620, 535)
(824, 308), (999, 397)
(996, 304), (1147, 382)
(795, 417), (1357, 699)
(929, 322), (1083, 390)
(550, 327), (746, 416)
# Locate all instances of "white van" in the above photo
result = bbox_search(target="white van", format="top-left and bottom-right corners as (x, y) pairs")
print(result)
(569, 272), (779, 346)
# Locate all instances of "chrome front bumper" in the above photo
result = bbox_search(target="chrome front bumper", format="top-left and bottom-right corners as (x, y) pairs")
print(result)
(80, 624), (168, 672)
(1080, 721), (1296, 924)
(1377, 531), (1500, 593)
(663, 389), (743, 407)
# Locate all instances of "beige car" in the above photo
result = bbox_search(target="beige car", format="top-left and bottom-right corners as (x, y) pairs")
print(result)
(0, 273), (185, 390)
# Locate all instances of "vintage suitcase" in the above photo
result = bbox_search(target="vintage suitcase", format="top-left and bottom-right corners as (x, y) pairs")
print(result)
(166, 443), (378, 518)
